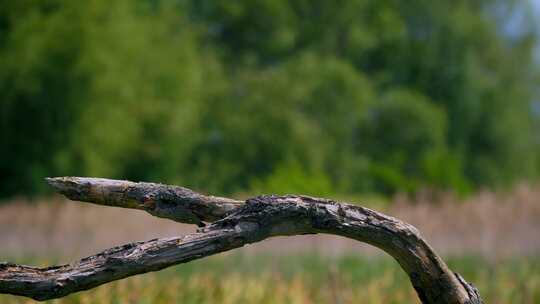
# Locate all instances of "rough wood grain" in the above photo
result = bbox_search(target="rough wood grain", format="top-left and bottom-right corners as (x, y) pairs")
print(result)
(44, 177), (243, 226)
(0, 177), (483, 303)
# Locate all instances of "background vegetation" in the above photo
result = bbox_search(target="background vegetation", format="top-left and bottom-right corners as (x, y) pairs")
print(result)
(1, 2), (540, 303)
(1, 255), (539, 303)
(2, 0), (540, 198)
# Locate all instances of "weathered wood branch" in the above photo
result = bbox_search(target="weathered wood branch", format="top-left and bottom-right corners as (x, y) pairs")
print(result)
(0, 177), (483, 303)
(44, 177), (243, 225)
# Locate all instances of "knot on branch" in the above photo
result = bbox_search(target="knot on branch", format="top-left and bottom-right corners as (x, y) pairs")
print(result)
(202, 195), (282, 233)
(202, 195), (317, 238)
(123, 184), (206, 226)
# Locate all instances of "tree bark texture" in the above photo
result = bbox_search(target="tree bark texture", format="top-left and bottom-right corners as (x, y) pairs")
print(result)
(0, 177), (483, 303)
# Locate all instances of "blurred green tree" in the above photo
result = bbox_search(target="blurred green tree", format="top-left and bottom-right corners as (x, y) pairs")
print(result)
(0, 0), (538, 198)
(0, 0), (206, 194)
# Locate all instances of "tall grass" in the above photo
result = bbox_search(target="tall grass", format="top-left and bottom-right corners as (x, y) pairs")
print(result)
(1, 255), (538, 303)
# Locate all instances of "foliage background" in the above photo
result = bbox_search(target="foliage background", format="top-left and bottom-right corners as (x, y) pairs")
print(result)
(2, 0), (540, 199)
(1, 2), (540, 303)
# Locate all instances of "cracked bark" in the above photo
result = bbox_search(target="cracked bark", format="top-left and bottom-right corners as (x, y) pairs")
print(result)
(0, 177), (483, 303)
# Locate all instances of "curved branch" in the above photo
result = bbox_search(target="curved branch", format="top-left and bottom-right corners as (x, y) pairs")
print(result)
(0, 177), (483, 303)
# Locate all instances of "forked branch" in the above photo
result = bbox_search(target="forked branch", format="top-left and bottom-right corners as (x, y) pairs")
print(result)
(0, 177), (483, 303)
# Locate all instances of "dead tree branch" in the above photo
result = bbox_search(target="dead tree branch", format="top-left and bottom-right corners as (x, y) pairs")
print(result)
(0, 177), (483, 303)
